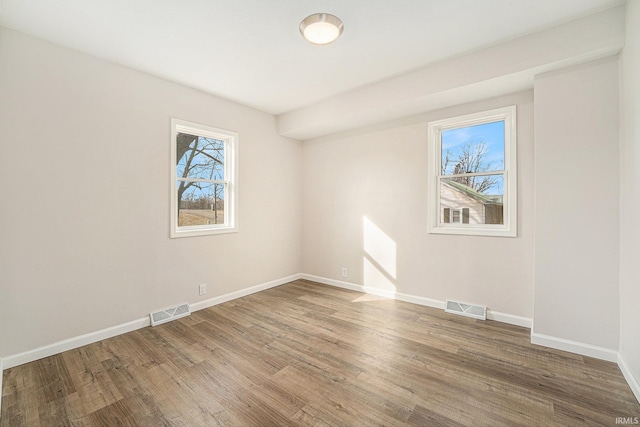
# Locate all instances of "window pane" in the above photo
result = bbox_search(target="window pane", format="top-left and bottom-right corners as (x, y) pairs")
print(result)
(440, 175), (504, 225)
(177, 181), (226, 226)
(441, 121), (504, 175)
(452, 209), (461, 223)
(176, 133), (225, 180)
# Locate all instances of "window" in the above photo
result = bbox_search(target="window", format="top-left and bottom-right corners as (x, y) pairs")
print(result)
(443, 208), (469, 224)
(427, 106), (516, 237)
(170, 118), (238, 238)
(451, 208), (461, 224)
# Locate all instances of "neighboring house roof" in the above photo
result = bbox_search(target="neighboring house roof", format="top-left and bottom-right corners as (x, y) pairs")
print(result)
(442, 180), (503, 206)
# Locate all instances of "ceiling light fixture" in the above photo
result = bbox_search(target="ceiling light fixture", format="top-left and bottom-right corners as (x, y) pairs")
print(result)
(299, 13), (344, 45)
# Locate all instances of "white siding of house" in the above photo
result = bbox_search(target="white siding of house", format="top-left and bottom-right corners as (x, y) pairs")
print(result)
(440, 182), (485, 224)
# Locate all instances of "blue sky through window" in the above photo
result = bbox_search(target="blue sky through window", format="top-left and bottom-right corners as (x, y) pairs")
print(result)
(441, 120), (504, 195)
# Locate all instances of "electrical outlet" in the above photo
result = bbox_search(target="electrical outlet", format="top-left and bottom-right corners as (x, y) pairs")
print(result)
(199, 283), (207, 296)
(341, 267), (348, 278)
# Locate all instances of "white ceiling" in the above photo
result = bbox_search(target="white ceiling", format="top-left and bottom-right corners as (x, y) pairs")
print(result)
(0, 0), (624, 117)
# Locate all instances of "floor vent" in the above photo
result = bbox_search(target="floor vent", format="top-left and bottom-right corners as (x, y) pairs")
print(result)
(445, 300), (486, 320)
(150, 303), (191, 326)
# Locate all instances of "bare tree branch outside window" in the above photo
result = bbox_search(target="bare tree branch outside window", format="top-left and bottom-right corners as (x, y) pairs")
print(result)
(176, 133), (225, 226)
(442, 141), (500, 194)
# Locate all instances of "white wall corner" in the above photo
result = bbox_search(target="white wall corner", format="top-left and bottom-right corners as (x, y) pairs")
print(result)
(530, 332), (618, 363)
(618, 354), (640, 404)
(301, 274), (532, 328)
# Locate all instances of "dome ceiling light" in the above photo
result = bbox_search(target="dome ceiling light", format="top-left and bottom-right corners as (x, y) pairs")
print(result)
(299, 13), (344, 45)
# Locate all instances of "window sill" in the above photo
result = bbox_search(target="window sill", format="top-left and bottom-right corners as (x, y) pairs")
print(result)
(170, 226), (238, 238)
(428, 225), (516, 238)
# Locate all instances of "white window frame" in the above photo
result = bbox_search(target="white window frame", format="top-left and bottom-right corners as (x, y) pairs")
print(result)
(170, 118), (238, 238)
(427, 106), (517, 237)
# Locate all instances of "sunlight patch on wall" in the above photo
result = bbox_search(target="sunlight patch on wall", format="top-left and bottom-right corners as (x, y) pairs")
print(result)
(363, 257), (396, 293)
(363, 216), (397, 293)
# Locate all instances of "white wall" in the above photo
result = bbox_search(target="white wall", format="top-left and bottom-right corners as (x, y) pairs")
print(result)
(0, 27), (303, 358)
(533, 57), (620, 353)
(619, 0), (640, 399)
(302, 92), (535, 319)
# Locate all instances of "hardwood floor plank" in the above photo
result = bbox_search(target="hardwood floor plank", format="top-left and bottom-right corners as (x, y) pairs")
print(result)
(39, 395), (76, 427)
(187, 360), (297, 427)
(407, 404), (466, 427)
(2, 279), (639, 426)
(79, 398), (137, 427)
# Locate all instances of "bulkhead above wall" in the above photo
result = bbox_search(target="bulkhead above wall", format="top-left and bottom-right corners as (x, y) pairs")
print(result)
(277, 6), (625, 141)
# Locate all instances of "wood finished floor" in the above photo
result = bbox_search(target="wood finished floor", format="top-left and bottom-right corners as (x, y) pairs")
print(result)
(2, 280), (639, 426)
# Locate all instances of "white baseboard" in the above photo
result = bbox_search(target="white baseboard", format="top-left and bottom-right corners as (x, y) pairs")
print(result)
(301, 273), (444, 309)
(486, 310), (532, 328)
(300, 274), (532, 328)
(618, 354), (640, 404)
(2, 272), (636, 409)
(301, 274), (366, 293)
(1, 274), (302, 371)
(389, 288), (445, 310)
(190, 273), (301, 312)
(530, 332), (618, 363)
(2, 317), (150, 370)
